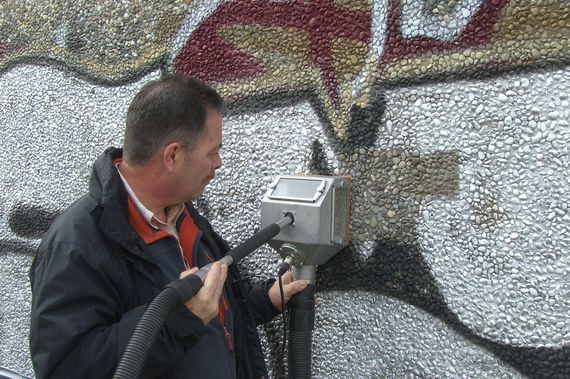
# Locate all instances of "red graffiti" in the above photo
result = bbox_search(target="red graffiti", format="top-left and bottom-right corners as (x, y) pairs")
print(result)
(174, 0), (371, 106)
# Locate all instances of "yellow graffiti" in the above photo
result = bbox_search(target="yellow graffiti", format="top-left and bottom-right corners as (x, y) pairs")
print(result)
(0, 0), (193, 81)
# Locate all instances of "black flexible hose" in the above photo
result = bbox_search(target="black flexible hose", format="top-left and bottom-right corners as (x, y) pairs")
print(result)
(288, 284), (316, 379)
(113, 275), (203, 379)
(227, 222), (281, 262)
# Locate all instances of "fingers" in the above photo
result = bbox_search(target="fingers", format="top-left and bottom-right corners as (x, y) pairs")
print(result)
(183, 262), (228, 325)
(279, 271), (308, 296)
(268, 272), (309, 310)
(283, 277), (308, 298)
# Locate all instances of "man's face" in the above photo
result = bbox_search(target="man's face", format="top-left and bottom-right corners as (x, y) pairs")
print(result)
(178, 109), (223, 200)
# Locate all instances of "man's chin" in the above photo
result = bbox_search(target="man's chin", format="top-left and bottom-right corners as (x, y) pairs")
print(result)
(189, 187), (207, 201)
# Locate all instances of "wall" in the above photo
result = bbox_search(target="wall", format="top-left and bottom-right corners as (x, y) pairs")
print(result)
(1, 0), (569, 377)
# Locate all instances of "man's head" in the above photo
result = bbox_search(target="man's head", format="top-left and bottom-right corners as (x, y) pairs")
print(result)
(123, 74), (224, 201)
(123, 74), (223, 165)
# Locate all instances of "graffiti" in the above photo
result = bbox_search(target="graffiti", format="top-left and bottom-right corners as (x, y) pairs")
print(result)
(8, 203), (58, 240)
(0, 203), (58, 256)
(317, 240), (570, 378)
(174, 0), (570, 140)
(0, 0), (193, 82)
(1, 1), (569, 140)
(1, 0), (569, 377)
(173, 0), (372, 142)
(380, 0), (570, 83)
(400, 0), (487, 41)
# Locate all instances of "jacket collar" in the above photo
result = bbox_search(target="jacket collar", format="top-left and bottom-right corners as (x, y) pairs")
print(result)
(89, 147), (154, 263)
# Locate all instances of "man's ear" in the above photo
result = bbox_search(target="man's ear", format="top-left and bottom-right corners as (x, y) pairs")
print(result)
(162, 142), (182, 172)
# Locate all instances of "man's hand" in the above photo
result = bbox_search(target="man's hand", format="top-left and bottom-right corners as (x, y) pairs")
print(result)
(180, 262), (228, 325)
(268, 271), (308, 311)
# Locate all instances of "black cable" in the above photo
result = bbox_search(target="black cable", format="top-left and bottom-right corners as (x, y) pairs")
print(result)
(278, 272), (287, 360)
(276, 259), (291, 360)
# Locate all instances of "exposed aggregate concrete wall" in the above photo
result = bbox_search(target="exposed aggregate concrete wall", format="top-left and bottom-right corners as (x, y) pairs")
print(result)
(0, 1), (569, 377)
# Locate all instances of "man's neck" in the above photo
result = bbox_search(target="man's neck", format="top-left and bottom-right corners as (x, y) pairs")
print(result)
(117, 161), (171, 222)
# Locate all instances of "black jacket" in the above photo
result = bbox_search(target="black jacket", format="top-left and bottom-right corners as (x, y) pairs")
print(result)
(30, 147), (278, 378)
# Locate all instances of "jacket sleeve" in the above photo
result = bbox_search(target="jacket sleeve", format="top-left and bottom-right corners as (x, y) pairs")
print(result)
(29, 239), (205, 379)
(224, 261), (280, 325)
(243, 277), (281, 325)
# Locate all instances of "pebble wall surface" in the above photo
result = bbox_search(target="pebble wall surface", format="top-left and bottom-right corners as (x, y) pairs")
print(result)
(0, 0), (569, 378)
(1, 63), (568, 378)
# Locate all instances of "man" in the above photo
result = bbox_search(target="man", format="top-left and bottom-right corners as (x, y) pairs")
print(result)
(29, 74), (306, 378)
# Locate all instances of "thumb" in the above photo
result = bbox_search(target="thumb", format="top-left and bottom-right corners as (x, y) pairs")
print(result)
(179, 266), (199, 279)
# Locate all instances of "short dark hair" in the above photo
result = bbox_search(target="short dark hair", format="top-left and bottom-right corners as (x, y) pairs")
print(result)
(123, 74), (223, 165)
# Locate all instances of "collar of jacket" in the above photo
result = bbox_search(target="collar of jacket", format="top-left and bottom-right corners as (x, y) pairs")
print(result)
(88, 147), (159, 265)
